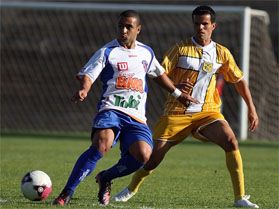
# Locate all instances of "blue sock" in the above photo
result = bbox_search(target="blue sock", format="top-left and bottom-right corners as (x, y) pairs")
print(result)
(63, 146), (103, 195)
(101, 153), (144, 182)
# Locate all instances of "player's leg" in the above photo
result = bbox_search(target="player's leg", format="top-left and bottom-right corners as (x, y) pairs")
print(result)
(96, 140), (152, 187)
(53, 128), (114, 206)
(131, 140), (173, 189)
(113, 140), (174, 202)
(53, 110), (118, 206)
(127, 114), (192, 194)
(198, 120), (259, 208)
(198, 120), (243, 196)
(114, 115), (190, 202)
(95, 117), (154, 205)
(96, 139), (153, 205)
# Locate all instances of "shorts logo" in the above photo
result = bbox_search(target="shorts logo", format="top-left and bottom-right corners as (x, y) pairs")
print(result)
(117, 62), (128, 71)
(202, 62), (213, 73)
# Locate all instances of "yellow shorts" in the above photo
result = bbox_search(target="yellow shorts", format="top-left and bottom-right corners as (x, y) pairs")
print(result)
(153, 112), (225, 143)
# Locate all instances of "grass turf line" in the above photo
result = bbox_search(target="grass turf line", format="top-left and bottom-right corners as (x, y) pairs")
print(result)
(1, 135), (278, 209)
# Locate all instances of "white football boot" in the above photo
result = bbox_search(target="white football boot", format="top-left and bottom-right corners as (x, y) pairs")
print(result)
(112, 187), (136, 202)
(234, 195), (259, 208)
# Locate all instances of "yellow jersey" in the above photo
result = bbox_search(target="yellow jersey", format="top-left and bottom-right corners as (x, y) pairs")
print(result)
(162, 37), (243, 115)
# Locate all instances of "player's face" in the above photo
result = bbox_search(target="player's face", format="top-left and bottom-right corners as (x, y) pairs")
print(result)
(193, 14), (216, 46)
(117, 16), (141, 49)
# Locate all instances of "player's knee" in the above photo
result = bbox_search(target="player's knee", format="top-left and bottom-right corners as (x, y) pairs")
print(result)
(90, 129), (114, 154)
(143, 150), (165, 170)
(91, 139), (111, 154)
(129, 141), (153, 163)
(130, 146), (152, 164)
(223, 136), (239, 152)
(137, 148), (152, 163)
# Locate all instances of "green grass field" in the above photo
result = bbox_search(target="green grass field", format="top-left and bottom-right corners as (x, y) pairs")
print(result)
(1, 134), (278, 209)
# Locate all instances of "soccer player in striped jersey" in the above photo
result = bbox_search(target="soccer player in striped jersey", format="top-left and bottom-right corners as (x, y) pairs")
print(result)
(114, 6), (259, 208)
(52, 10), (197, 206)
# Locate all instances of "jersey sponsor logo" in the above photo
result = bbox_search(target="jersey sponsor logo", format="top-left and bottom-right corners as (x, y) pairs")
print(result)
(117, 62), (128, 71)
(128, 54), (137, 57)
(114, 95), (141, 110)
(142, 60), (148, 72)
(115, 76), (144, 93)
(202, 62), (213, 73)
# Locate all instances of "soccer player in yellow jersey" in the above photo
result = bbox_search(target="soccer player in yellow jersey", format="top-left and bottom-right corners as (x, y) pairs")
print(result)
(113, 5), (259, 208)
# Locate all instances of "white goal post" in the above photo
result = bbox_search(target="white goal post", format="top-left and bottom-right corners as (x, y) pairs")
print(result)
(1, 2), (271, 140)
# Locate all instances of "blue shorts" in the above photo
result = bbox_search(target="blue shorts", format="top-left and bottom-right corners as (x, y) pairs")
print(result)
(92, 110), (153, 155)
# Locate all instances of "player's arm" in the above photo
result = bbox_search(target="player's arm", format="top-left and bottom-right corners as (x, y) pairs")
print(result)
(175, 78), (194, 95)
(71, 47), (106, 103)
(234, 78), (259, 131)
(71, 75), (93, 103)
(153, 73), (199, 106)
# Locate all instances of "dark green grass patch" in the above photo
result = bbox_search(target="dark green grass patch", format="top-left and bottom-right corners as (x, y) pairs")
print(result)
(1, 134), (278, 209)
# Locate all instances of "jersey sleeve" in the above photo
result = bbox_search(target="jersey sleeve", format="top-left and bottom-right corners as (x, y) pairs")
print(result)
(218, 47), (243, 83)
(77, 48), (106, 83)
(147, 56), (165, 78)
(161, 45), (179, 75)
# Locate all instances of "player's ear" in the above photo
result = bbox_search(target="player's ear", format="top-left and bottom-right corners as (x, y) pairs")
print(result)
(212, 22), (217, 31)
(137, 24), (141, 34)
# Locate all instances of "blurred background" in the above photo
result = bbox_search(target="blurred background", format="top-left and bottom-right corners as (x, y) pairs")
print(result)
(3, 0), (278, 59)
(1, 0), (278, 140)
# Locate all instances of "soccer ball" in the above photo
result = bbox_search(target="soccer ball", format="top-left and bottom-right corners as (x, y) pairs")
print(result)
(21, 170), (52, 201)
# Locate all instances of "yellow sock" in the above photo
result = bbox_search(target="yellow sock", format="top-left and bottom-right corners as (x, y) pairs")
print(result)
(225, 149), (245, 200)
(127, 167), (153, 193)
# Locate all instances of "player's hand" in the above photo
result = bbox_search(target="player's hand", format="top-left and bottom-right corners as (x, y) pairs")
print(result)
(175, 78), (197, 107)
(175, 78), (194, 94)
(177, 92), (199, 107)
(248, 109), (259, 132)
(71, 89), (88, 103)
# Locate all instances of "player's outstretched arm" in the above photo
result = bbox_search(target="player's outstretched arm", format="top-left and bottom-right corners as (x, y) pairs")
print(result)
(234, 79), (259, 131)
(153, 73), (199, 107)
(71, 75), (93, 103)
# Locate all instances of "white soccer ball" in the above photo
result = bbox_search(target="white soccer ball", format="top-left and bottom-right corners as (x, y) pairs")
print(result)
(21, 170), (52, 201)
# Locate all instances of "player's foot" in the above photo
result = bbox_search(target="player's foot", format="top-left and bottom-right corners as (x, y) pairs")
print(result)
(113, 187), (136, 202)
(52, 190), (72, 206)
(95, 171), (112, 206)
(234, 195), (259, 208)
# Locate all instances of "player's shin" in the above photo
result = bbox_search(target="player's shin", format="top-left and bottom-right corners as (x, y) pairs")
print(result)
(225, 149), (245, 200)
(100, 153), (144, 182)
(128, 167), (153, 193)
(64, 146), (103, 193)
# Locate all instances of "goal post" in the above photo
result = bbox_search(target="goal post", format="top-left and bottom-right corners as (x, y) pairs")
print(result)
(239, 7), (251, 140)
(239, 7), (270, 140)
(1, 2), (277, 140)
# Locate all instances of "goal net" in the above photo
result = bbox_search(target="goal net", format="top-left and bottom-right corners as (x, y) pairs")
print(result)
(1, 2), (278, 140)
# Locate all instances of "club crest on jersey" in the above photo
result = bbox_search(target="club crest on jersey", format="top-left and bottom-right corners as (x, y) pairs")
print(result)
(142, 60), (148, 72)
(202, 62), (213, 73)
(117, 62), (128, 71)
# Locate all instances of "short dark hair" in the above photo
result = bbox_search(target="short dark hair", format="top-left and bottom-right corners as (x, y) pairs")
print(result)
(119, 10), (141, 25)
(192, 6), (216, 23)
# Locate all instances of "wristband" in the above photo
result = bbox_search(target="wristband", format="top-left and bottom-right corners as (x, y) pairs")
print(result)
(171, 88), (182, 98)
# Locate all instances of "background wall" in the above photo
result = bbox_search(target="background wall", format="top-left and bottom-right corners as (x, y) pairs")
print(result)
(1, 1), (278, 140)
(7, 0), (277, 61)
